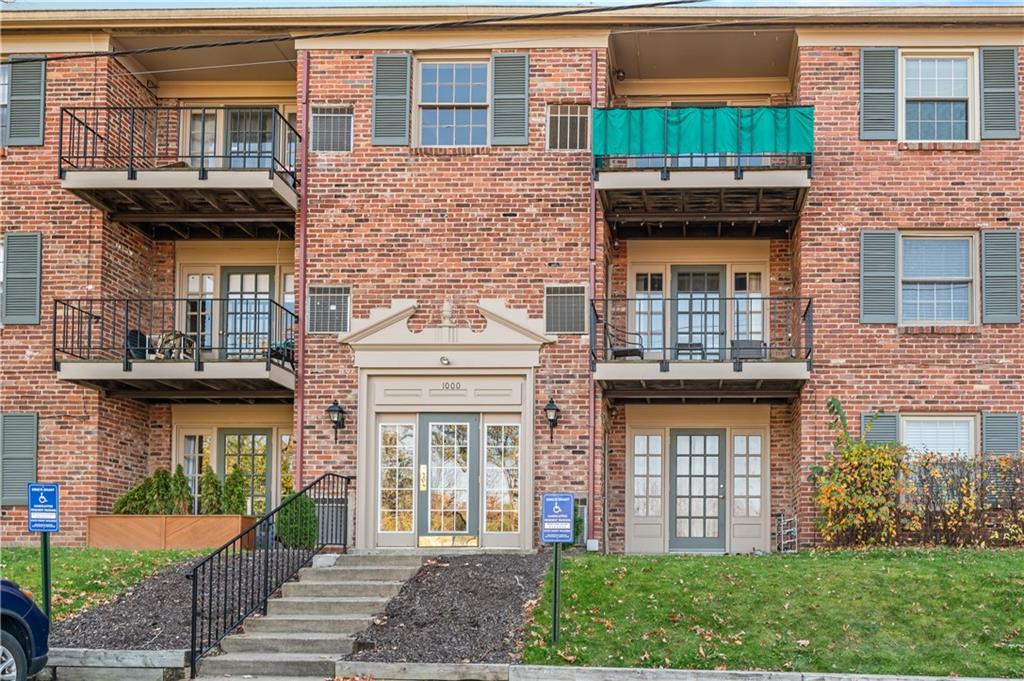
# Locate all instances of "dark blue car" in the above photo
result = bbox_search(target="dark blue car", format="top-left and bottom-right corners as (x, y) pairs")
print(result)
(1, 579), (49, 681)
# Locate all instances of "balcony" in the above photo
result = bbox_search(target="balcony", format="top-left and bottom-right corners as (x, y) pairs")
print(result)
(52, 297), (297, 402)
(593, 107), (813, 239)
(591, 296), (812, 403)
(58, 106), (299, 240)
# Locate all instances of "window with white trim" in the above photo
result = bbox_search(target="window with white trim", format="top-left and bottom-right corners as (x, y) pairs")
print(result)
(0, 64), (10, 145)
(307, 285), (350, 334)
(901, 415), (976, 457)
(900, 234), (975, 324)
(547, 104), (590, 150)
(484, 424), (520, 533)
(632, 433), (663, 518)
(544, 284), (587, 334)
(901, 51), (977, 142)
(418, 62), (488, 147)
(310, 106), (354, 152)
(732, 433), (763, 518)
(379, 423), (415, 532)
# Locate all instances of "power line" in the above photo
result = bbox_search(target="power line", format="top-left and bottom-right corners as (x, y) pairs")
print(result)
(3, 0), (709, 65)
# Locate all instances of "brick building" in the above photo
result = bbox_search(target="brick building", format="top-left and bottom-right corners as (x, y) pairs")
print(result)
(1, 4), (1021, 553)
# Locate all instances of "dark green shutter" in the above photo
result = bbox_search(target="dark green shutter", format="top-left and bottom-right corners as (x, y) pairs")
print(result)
(1, 413), (38, 505)
(980, 47), (1020, 140)
(371, 54), (410, 146)
(981, 230), (1021, 324)
(491, 53), (529, 145)
(860, 230), (898, 323)
(860, 48), (898, 140)
(7, 56), (46, 146)
(2, 232), (42, 325)
(982, 413), (1021, 455)
(861, 412), (898, 443)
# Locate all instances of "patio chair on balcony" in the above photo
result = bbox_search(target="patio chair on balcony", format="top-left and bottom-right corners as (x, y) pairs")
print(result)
(731, 339), (768, 360)
(125, 329), (151, 360)
(269, 338), (295, 370)
(606, 323), (645, 360)
(675, 342), (707, 360)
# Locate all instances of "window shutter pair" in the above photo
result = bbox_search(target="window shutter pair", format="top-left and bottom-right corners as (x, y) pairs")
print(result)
(859, 47), (1019, 140)
(2, 232), (42, 325)
(861, 411), (1021, 453)
(371, 53), (529, 146)
(1, 413), (38, 505)
(7, 56), (46, 146)
(859, 230), (1020, 324)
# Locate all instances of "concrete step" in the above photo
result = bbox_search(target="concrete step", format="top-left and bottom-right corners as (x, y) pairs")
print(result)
(194, 678), (328, 681)
(244, 613), (374, 634)
(198, 652), (337, 678)
(333, 553), (426, 567)
(282, 579), (403, 598)
(266, 596), (388, 616)
(299, 564), (422, 581)
(220, 632), (354, 655)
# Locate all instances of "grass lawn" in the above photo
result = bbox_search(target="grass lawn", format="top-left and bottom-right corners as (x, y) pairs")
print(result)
(523, 548), (1024, 678)
(0, 547), (196, 620)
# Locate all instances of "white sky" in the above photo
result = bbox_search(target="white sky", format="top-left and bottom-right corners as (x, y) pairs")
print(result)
(3, 0), (1023, 9)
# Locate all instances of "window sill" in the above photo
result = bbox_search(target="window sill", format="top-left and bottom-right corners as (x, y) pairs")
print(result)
(899, 324), (980, 336)
(898, 142), (981, 152)
(412, 146), (491, 157)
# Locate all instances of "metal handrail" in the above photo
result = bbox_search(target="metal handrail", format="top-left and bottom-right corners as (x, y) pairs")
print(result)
(187, 472), (354, 678)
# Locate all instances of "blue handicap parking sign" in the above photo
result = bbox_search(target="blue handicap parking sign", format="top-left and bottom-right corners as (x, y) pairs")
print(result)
(28, 483), (60, 533)
(540, 493), (574, 544)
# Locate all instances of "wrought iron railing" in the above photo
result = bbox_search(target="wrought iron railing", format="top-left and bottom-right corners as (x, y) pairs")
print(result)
(52, 297), (298, 373)
(187, 472), (353, 677)
(58, 106), (299, 186)
(590, 296), (813, 366)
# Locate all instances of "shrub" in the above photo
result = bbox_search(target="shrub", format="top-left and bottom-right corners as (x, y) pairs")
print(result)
(198, 464), (223, 515)
(276, 492), (319, 549)
(112, 476), (152, 514)
(222, 465), (248, 515)
(146, 468), (174, 514)
(169, 464), (193, 514)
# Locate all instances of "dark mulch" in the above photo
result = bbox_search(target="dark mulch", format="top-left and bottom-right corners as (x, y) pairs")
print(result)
(348, 552), (550, 664)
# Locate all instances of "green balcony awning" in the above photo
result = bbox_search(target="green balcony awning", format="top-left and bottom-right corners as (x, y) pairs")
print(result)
(592, 106), (815, 157)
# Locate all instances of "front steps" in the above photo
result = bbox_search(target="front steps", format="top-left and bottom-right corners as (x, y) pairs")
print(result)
(195, 553), (424, 679)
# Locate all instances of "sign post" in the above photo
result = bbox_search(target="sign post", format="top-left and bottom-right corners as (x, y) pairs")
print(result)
(28, 483), (60, 620)
(540, 492), (574, 644)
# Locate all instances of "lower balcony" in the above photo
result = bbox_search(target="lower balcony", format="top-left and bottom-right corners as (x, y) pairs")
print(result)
(52, 297), (296, 403)
(591, 296), (812, 403)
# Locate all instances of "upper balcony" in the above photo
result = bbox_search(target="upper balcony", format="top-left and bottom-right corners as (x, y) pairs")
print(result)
(58, 106), (299, 240)
(593, 106), (813, 240)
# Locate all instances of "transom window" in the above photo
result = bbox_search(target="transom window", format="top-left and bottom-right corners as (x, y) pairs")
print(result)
(901, 416), (975, 457)
(419, 62), (488, 147)
(902, 54), (973, 141)
(900, 235), (974, 324)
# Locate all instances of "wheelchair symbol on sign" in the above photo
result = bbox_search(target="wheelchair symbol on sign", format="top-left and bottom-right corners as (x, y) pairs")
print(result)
(38, 492), (48, 504)
(552, 502), (562, 514)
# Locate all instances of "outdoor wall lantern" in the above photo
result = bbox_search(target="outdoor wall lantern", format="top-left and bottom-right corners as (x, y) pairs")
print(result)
(544, 397), (561, 442)
(326, 400), (346, 441)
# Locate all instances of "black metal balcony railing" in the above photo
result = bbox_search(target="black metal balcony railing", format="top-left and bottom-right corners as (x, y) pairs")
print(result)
(58, 106), (300, 186)
(52, 297), (298, 373)
(590, 296), (813, 366)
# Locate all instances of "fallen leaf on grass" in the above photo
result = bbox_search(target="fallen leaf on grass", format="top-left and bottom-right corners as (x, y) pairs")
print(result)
(557, 650), (577, 663)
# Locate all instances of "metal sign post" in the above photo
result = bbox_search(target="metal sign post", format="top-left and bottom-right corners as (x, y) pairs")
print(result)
(540, 492), (574, 644)
(28, 483), (60, 620)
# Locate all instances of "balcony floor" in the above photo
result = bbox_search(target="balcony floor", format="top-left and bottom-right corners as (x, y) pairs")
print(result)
(595, 360), (808, 404)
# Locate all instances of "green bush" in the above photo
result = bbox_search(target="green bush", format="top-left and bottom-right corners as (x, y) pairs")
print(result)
(222, 465), (247, 516)
(169, 465), (193, 514)
(146, 468), (174, 514)
(198, 464), (223, 515)
(276, 493), (319, 549)
(112, 476), (152, 514)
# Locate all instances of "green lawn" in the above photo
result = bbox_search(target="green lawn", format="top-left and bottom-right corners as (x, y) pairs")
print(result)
(0, 547), (196, 620)
(523, 549), (1024, 678)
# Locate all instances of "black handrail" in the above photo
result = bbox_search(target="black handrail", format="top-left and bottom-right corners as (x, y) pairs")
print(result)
(187, 472), (354, 678)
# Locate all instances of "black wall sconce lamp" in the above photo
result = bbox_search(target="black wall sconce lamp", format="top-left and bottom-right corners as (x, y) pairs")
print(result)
(544, 397), (561, 442)
(326, 400), (346, 442)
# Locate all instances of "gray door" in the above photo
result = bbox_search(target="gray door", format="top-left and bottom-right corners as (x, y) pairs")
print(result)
(219, 428), (273, 517)
(416, 414), (480, 547)
(671, 266), (725, 360)
(220, 267), (274, 359)
(225, 107), (275, 168)
(669, 429), (726, 551)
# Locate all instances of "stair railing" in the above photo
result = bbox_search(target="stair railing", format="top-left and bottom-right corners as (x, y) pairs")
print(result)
(187, 472), (354, 678)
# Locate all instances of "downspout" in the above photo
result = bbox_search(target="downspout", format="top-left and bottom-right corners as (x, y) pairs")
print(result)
(295, 50), (311, 488)
(587, 48), (598, 546)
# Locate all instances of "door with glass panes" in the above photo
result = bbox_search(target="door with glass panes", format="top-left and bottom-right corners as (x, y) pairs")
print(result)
(416, 414), (480, 547)
(669, 429), (726, 551)
(671, 267), (725, 361)
(219, 429), (272, 516)
(220, 267), (274, 359)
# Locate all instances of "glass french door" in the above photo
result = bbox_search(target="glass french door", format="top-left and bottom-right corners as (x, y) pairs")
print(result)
(182, 432), (211, 514)
(672, 266), (725, 360)
(226, 108), (275, 168)
(633, 272), (665, 355)
(221, 267), (274, 359)
(669, 430), (726, 551)
(416, 414), (480, 547)
(220, 429), (272, 517)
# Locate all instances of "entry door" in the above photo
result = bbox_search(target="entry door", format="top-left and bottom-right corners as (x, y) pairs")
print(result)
(221, 267), (274, 359)
(416, 414), (481, 547)
(672, 267), (725, 361)
(220, 429), (272, 517)
(225, 108), (275, 168)
(669, 429), (726, 551)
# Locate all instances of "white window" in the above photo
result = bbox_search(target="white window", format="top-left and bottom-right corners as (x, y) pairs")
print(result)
(310, 106), (353, 152)
(418, 61), (488, 147)
(901, 51), (977, 142)
(182, 433), (211, 514)
(900, 234), (975, 324)
(547, 104), (589, 150)
(632, 433), (663, 518)
(634, 272), (665, 353)
(901, 415), (976, 457)
(544, 284), (587, 334)
(307, 285), (350, 334)
(484, 424), (520, 533)
(732, 434), (763, 518)
(0, 63), (9, 145)
(379, 424), (415, 532)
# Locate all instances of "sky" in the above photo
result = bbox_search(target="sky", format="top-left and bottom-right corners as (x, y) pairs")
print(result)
(3, 0), (1022, 9)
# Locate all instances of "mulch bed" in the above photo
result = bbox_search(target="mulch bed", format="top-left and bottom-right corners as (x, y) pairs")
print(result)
(348, 551), (550, 664)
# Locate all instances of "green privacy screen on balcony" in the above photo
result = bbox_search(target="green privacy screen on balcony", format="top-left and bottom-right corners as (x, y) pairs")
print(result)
(592, 106), (814, 157)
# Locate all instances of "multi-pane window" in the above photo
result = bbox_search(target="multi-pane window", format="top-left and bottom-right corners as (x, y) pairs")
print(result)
(182, 434), (210, 514)
(279, 432), (295, 499)
(900, 236), (973, 323)
(184, 272), (214, 351)
(186, 111), (216, 166)
(732, 434), (763, 518)
(902, 416), (975, 457)
(428, 423), (470, 532)
(632, 434), (663, 518)
(733, 272), (764, 341)
(0, 64), (10, 145)
(419, 62), (488, 147)
(904, 56), (971, 141)
(307, 285), (350, 334)
(485, 424), (520, 533)
(674, 433), (721, 539)
(223, 432), (269, 516)
(379, 424), (415, 532)
(634, 273), (664, 353)
(544, 285), (587, 334)
(310, 106), (354, 152)
(547, 104), (590, 150)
